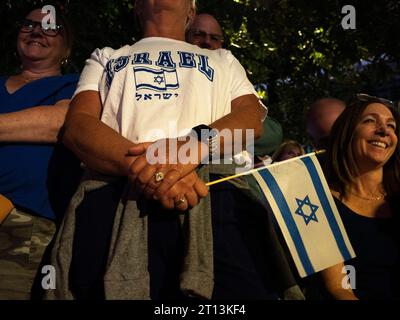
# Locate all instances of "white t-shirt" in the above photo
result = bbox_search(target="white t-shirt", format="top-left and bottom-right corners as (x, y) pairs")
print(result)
(75, 37), (259, 144)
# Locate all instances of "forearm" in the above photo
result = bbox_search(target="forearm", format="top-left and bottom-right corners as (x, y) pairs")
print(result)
(328, 288), (358, 300)
(0, 104), (68, 143)
(62, 112), (136, 176)
(321, 264), (358, 300)
(209, 94), (264, 158)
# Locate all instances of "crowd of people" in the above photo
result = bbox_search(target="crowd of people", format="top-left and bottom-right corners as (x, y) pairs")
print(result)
(0, 0), (399, 301)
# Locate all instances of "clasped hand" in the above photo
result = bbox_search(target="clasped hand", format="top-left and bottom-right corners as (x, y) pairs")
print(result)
(127, 137), (209, 211)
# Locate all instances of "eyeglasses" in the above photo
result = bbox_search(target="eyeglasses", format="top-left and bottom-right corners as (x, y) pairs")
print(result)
(16, 19), (63, 37)
(355, 93), (394, 108)
(189, 29), (223, 43)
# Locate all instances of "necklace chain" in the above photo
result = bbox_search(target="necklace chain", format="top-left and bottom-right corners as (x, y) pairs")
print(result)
(348, 190), (387, 201)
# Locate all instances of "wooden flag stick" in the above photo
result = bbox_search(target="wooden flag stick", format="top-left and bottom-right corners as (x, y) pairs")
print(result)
(206, 150), (325, 187)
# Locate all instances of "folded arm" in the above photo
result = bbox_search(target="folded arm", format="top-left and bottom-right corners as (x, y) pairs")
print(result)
(62, 90), (140, 176)
(62, 90), (208, 210)
(0, 99), (70, 144)
(128, 93), (265, 200)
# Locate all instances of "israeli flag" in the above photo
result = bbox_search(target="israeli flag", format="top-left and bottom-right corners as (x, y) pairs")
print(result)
(134, 67), (179, 92)
(252, 154), (355, 278)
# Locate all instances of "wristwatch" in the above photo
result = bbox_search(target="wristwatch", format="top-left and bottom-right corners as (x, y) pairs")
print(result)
(191, 124), (219, 162)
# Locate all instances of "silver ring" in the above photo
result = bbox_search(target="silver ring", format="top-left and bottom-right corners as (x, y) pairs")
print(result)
(175, 198), (186, 206)
(154, 171), (165, 182)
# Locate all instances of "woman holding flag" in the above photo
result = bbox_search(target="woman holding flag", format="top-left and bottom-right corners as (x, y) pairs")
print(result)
(322, 94), (400, 300)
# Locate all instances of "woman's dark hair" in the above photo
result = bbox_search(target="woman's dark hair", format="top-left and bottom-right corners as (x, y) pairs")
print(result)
(324, 95), (400, 199)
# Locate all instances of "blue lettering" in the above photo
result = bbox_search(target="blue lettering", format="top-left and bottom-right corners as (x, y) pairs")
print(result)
(133, 52), (152, 65)
(178, 51), (196, 68)
(156, 51), (176, 69)
(197, 54), (214, 81)
(114, 56), (129, 72)
(105, 59), (115, 88)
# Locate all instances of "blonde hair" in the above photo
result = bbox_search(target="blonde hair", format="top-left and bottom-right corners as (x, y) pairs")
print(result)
(271, 140), (305, 162)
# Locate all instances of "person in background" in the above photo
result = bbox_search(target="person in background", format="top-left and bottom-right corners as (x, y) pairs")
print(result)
(0, 6), (79, 299)
(271, 140), (305, 163)
(186, 13), (224, 50)
(306, 98), (345, 151)
(253, 117), (283, 167)
(186, 12), (282, 169)
(321, 94), (400, 299)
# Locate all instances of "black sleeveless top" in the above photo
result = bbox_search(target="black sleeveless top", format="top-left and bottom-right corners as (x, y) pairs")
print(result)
(335, 198), (400, 299)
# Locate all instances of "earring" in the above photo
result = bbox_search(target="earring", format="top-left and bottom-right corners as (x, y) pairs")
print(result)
(61, 58), (69, 66)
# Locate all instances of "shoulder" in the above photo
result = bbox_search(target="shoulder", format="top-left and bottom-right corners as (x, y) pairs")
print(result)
(88, 45), (132, 64)
(0, 75), (8, 84)
(38, 74), (79, 89)
(89, 46), (116, 61)
(212, 48), (241, 65)
(60, 73), (80, 83)
(331, 193), (352, 217)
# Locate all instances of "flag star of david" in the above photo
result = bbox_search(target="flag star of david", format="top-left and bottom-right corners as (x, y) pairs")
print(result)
(154, 75), (164, 85)
(295, 195), (319, 225)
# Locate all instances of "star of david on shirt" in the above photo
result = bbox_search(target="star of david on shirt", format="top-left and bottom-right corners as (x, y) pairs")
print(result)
(154, 75), (164, 85)
(295, 195), (319, 225)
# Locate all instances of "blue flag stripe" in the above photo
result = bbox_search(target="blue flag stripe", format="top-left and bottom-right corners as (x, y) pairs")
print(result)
(300, 157), (353, 261)
(134, 67), (164, 75)
(258, 169), (315, 275)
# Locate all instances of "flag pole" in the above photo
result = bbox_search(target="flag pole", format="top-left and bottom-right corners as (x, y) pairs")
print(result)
(206, 149), (326, 187)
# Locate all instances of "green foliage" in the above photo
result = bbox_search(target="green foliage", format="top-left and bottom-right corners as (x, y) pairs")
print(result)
(1, 0), (399, 142)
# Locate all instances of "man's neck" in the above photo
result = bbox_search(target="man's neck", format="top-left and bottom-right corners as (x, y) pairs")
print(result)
(142, 15), (187, 41)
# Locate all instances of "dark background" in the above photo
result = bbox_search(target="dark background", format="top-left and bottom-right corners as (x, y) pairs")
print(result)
(1, 0), (399, 142)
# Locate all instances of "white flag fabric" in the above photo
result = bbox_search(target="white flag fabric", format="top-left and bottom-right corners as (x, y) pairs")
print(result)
(134, 67), (179, 92)
(252, 154), (355, 278)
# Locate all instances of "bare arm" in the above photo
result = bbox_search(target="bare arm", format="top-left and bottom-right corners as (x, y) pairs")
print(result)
(62, 90), (143, 176)
(210, 93), (265, 153)
(130, 93), (264, 170)
(321, 263), (358, 300)
(0, 99), (70, 143)
(62, 90), (208, 210)
(128, 93), (265, 199)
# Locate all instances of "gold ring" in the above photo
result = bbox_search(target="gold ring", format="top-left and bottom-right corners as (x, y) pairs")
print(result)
(154, 171), (164, 182)
(175, 198), (186, 206)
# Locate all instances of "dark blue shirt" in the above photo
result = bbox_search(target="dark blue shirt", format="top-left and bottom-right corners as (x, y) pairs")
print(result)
(335, 198), (400, 299)
(0, 74), (79, 220)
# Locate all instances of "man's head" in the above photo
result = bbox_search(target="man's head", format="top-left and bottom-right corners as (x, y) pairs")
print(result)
(186, 13), (223, 49)
(135, 0), (196, 33)
(306, 98), (345, 150)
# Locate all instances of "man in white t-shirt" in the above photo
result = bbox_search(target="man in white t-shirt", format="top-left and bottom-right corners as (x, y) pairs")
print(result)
(58, 0), (279, 300)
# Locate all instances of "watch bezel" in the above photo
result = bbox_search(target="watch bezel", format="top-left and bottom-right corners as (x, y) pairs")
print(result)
(191, 124), (219, 162)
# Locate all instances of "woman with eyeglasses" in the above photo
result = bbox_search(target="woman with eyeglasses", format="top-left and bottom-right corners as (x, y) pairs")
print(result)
(319, 94), (400, 300)
(0, 6), (79, 299)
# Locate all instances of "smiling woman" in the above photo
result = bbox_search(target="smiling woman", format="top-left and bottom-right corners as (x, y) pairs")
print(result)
(8, 7), (73, 92)
(319, 94), (400, 300)
(0, 6), (80, 300)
